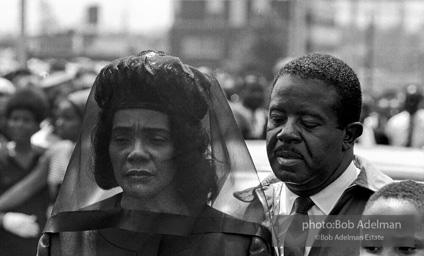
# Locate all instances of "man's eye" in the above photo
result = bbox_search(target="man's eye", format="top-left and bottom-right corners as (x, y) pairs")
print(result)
(301, 121), (319, 129)
(363, 246), (382, 254)
(270, 115), (285, 124)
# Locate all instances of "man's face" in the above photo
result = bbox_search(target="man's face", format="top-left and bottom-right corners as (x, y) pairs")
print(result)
(266, 75), (345, 194)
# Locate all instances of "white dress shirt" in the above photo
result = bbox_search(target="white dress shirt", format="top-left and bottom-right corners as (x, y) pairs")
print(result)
(385, 109), (424, 148)
(278, 161), (360, 256)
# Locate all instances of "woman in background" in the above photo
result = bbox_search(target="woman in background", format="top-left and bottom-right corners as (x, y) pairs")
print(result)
(0, 87), (50, 256)
(0, 89), (90, 214)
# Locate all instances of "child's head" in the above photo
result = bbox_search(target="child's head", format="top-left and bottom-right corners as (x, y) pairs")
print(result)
(54, 89), (90, 142)
(5, 87), (49, 143)
(360, 180), (424, 256)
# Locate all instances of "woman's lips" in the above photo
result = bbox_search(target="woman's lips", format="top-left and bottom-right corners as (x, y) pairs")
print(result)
(126, 170), (154, 178)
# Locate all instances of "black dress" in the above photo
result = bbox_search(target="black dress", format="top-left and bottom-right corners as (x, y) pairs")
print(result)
(38, 193), (272, 256)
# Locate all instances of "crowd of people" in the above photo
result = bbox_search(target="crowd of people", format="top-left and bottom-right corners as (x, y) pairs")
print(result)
(0, 58), (95, 255)
(0, 51), (422, 256)
(211, 64), (424, 149)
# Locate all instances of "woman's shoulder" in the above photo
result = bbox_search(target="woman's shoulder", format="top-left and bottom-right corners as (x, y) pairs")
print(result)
(195, 205), (272, 241)
(81, 193), (122, 211)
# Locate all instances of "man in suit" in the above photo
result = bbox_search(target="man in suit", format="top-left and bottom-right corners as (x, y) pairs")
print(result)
(262, 53), (392, 256)
(385, 83), (424, 148)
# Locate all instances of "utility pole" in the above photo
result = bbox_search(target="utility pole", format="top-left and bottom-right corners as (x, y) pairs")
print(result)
(18, 0), (27, 68)
(364, 12), (375, 93)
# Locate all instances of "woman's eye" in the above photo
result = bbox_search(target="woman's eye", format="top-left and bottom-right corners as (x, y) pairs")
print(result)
(150, 137), (164, 143)
(113, 136), (129, 144)
(148, 134), (170, 144)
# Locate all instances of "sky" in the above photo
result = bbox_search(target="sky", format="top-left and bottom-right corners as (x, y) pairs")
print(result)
(0, 0), (174, 36)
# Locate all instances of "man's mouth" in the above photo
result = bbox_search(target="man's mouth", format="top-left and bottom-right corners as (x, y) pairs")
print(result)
(274, 150), (302, 159)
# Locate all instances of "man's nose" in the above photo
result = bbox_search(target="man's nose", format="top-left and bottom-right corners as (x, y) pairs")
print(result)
(276, 118), (301, 143)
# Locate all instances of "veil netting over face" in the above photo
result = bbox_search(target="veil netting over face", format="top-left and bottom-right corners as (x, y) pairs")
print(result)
(38, 50), (273, 255)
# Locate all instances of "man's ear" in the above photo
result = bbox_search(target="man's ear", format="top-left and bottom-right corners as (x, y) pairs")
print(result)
(342, 122), (363, 151)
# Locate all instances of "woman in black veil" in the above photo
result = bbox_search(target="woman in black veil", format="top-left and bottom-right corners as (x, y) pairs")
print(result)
(37, 50), (274, 255)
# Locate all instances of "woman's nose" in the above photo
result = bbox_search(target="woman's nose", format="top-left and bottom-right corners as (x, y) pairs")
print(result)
(127, 139), (149, 161)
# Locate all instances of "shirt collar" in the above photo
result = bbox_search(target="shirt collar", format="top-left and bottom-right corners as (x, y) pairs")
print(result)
(284, 161), (360, 215)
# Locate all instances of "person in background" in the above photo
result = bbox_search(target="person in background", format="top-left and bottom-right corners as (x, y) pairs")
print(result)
(215, 69), (240, 102)
(72, 68), (96, 91)
(0, 89), (90, 214)
(360, 180), (424, 256)
(385, 84), (424, 148)
(0, 87), (50, 256)
(230, 74), (268, 140)
(3, 68), (39, 90)
(31, 71), (75, 149)
(356, 96), (377, 146)
(0, 77), (16, 140)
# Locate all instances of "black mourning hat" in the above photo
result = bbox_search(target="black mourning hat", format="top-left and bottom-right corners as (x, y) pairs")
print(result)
(93, 50), (210, 121)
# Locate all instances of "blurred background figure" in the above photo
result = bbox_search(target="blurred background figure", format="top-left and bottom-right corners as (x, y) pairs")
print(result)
(3, 68), (40, 90)
(356, 95), (377, 146)
(0, 87), (50, 256)
(31, 70), (75, 149)
(214, 69), (240, 102)
(0, 77), (16, 140)
(0, 88), (90, 222)
(71, 67), (96, 91)
(46, 88), (89, 203)
(385, 84), (424, 148)
(229, 74), (268, 140)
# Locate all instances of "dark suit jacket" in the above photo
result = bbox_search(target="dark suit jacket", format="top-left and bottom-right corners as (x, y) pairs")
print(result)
(252, 156), (393, 256)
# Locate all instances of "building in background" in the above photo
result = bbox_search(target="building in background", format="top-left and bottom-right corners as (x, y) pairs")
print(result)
(27, 4), (168, 61)
(169, 0), (292, 80)
(1, 0), (424, 96)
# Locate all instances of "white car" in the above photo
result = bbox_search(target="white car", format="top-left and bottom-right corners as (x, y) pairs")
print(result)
(245, 140), (424, 182)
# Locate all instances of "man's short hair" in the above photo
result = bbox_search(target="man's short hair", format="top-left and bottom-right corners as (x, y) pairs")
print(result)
(366, 180), (424, 213)
(272, 53), (362, 129)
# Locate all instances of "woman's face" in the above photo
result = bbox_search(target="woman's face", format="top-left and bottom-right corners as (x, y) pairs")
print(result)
(55, 101), (82, 141)
(109, 109), (177, 203)
(7, 109), (39, 143)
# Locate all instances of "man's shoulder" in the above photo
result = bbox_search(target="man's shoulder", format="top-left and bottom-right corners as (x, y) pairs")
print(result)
(353, 155), (393, 192)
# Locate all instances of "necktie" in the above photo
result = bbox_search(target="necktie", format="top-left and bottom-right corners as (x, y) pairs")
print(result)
(284, 197), (314, 256)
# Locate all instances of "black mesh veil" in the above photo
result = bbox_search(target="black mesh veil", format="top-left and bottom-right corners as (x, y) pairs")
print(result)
(40, 51), (272, 249)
